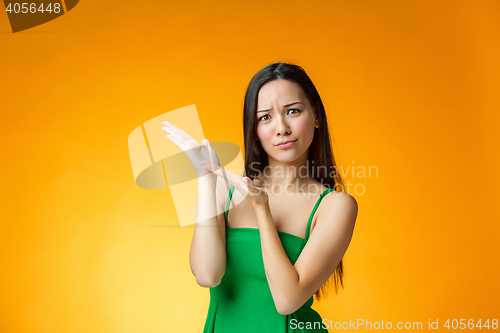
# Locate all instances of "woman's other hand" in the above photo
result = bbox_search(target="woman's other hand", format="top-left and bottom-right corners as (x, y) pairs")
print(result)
(201, 162), (269, 208)
(161, 121), (220, 182)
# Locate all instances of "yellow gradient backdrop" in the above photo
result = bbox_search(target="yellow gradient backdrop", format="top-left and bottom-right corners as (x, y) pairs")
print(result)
(1, 1), (499, 332)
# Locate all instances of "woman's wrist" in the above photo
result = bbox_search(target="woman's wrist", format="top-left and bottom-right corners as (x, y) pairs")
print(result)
(252, 200), (270, 213)
(253, 201), (275, 230)
(198, 175), (217, 189)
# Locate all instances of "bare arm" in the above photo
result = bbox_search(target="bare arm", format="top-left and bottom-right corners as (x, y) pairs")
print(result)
(256, 192), (358, 315)
(159, 121), (227, 288)
(189, 176), (228, 288)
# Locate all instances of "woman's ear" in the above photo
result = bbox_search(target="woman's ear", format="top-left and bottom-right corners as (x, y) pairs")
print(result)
(313, 107), (319, 128)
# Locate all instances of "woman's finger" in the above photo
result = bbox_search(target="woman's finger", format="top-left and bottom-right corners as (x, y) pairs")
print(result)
(162, 121), (196, 144)
(164, 126), (191, 144)
(244, 177), (266, 195)
(252, 177), (264, 188)
(203, 139), (221, 168)
(240, 177), (269, 202)
(202, 139), (214, 169)
(162, 122), (190, 144)
(162, 127), (188, 148)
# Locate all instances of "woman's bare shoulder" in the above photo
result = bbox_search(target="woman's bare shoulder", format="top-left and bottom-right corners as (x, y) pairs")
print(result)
(319, 189), (358, 223)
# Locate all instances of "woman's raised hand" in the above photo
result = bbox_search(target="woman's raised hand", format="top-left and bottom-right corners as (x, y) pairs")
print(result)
(200, 162), (269, 207)
(162, 121), (220, 181)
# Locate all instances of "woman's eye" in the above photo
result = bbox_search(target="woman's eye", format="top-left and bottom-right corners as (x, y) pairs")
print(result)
(258, 109), (300, 121)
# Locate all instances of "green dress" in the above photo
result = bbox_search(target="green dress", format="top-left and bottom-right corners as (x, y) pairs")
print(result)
(203, 184), (335, 332)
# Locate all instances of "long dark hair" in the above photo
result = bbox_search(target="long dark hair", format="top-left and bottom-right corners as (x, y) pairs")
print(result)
(242, 62), (346, 301)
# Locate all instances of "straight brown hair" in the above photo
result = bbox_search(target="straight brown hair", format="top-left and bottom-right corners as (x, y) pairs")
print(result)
(242, 62), (346, 300)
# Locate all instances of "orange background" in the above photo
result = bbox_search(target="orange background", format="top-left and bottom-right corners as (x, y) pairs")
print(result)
(1, 1), (499, 332)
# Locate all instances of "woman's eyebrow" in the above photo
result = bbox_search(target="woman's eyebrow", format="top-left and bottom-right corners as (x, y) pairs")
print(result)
(257, 101), (304, 113)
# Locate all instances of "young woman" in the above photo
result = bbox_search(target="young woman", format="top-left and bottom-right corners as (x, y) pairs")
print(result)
(162, 62), (358, 332)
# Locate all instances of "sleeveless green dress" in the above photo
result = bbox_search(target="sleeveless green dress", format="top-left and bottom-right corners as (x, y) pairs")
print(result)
(203, 184), (336, 332)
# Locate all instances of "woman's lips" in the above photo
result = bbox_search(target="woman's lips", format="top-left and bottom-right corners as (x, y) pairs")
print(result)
(275, 140), (297, 148)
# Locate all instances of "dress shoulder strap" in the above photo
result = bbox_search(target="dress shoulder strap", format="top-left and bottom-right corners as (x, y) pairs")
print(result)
(304, 187), (336, 242)
(224, 184), (235, 228)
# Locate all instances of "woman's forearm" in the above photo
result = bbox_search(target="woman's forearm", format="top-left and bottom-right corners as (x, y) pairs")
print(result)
(189, 177), (226, 287)
(254, 203), (301, 314)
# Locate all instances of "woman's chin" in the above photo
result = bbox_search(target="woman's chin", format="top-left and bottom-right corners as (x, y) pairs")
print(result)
(267, 153), (305, 164)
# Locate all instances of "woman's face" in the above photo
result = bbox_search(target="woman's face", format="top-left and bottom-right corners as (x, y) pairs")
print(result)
(255, 79), (319, 164)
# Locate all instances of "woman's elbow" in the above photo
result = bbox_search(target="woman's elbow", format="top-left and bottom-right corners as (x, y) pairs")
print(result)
(276, 307), (293, 316)
(276, 305), (297, 316)
(196, 277), (221, 288)
(275, 297), (300, 315)
(194, 274), (223, 288)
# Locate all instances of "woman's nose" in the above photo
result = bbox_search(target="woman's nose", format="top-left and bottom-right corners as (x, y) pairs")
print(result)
(276, 117), (291, 136)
